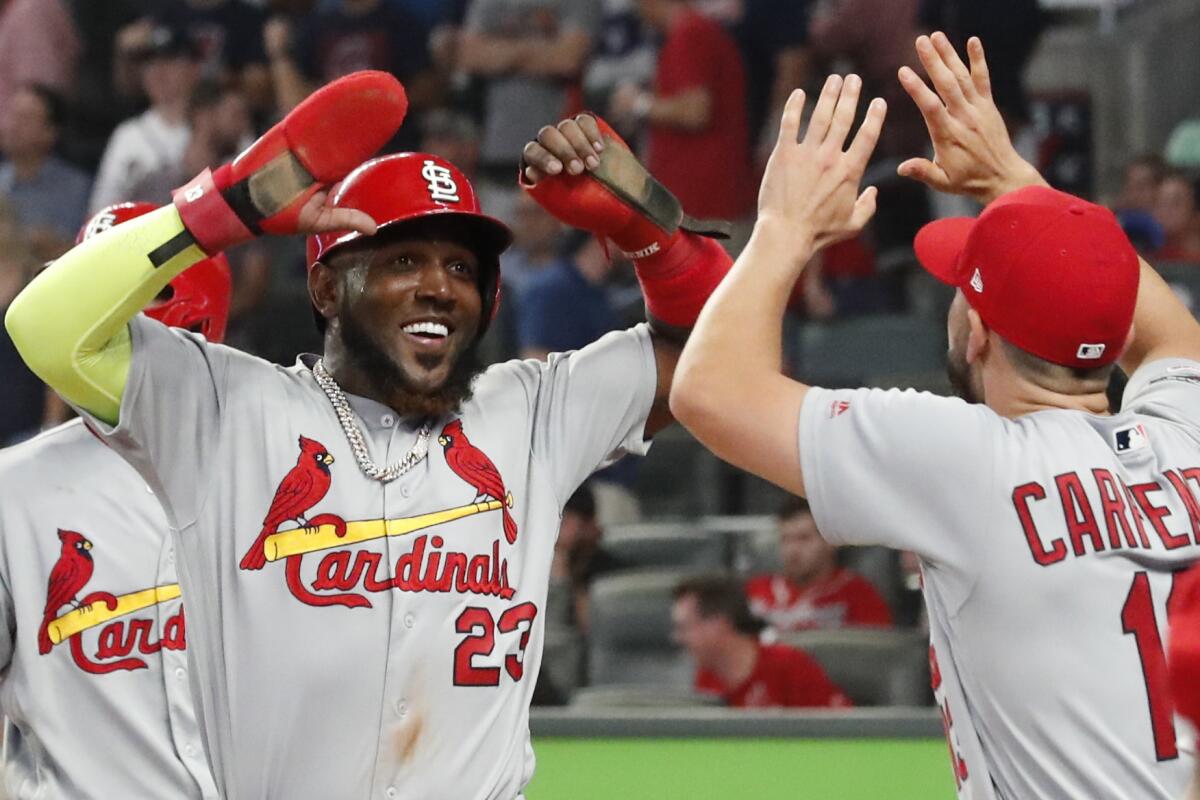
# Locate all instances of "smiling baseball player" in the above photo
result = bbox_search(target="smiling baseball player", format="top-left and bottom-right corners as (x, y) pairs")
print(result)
(4, 66), (733, 799)
(0, 202), (230, 799)
(671, 34), (1200, 799)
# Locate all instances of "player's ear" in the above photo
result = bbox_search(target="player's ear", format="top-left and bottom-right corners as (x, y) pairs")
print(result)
(965, 307), (990, 365)
(308, 259), (340, 325)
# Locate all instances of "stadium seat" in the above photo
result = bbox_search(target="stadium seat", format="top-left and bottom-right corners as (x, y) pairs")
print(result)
(588, 568), (702, 686)
(569, 684), (721, 709)
(541, 623), (585, 697)
(633, 427), (723, 518)
(600, 523), (727, 571)
(781, 628), (931, 706)
(798, 314), (946, 388)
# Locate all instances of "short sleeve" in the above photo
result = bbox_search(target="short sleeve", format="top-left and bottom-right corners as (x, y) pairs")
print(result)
(1122, 358), (1200, 430)
(531, 324), (657, 503)
(799, 386), (998, 568)
(75, 316), (228, 530)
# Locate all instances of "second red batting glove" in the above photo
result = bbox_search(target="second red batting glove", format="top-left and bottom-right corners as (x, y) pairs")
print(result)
(522, 115), (733, 328)
(172, 70), (407, 255)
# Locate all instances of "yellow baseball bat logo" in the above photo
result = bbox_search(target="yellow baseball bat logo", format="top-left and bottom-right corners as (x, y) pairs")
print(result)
(47, 584), (182, 645)
(263, 494), (513, 562)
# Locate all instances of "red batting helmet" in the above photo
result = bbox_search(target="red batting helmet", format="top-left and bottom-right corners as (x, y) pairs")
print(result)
(307, 153), (512, 333)
(78, 203), (233, 343)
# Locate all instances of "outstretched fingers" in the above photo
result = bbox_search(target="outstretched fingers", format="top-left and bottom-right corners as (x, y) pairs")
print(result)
(967, 37), (993, 99)
(846, 97), (887, 171)
(803, 74), (844, 147)
(826, 74), (863, 150)
(915, 34), (966, 113)
(777, 88), (807, 148)
(899, 65), (949, 135)
(930, 31), (977, 102)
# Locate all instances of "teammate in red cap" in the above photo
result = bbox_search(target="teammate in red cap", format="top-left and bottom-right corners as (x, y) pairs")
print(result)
(4, 66), (738, 797)
(673, 34), (1200, 799)
(0, 201), (231, 799)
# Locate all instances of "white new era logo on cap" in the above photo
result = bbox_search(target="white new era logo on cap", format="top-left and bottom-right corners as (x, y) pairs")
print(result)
(970, 268), (984, 293)
(1077, 343), (1106, 360)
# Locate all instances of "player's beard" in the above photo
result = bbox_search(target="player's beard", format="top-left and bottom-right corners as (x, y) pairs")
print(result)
(946, 346), (982, 405)
(339, 304), (485, 419)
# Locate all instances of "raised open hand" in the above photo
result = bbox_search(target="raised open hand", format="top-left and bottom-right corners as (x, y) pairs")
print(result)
(897, 34), (1046, 205)
(757, 74), (887, 256)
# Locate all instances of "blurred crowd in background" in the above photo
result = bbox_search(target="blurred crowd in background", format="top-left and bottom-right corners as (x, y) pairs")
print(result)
(1, 0), (1199, 709)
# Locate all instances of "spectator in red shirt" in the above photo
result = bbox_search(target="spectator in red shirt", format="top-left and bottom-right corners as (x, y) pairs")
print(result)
(612, 0), (756, 225)
(746, 497), (893, 632)
(672, 575), (851, 708)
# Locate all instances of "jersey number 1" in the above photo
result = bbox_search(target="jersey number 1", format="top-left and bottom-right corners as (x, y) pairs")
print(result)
(1121, 571), (1179, 761)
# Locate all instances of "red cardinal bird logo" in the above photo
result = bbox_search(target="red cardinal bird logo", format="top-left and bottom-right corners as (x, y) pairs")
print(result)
(439, 419), (518, 545)
(38, 530), (94, 654)
(240, 436), (335, 571)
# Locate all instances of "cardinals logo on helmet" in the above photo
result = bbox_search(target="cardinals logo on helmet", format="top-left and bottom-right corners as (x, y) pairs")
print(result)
(38, 529), (186, 674)
(438, 419), (518, 544)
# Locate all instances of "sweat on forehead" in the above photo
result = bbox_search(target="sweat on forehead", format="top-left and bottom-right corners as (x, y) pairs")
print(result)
(327, 216), (492, 268)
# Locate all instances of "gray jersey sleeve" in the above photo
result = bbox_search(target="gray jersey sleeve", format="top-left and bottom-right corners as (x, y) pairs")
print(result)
(529, 324), (657, 503)
(1122, 358), (1200, 428)
(76, 315), (229, 529)
(0, 529), (14, 670)
(799, 386), (999, 569)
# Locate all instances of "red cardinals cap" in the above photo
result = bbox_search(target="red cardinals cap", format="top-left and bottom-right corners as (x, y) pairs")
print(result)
(78, 203), (233, 343)
(308, 153), (512, 334)
(914, 186), (1139, 369)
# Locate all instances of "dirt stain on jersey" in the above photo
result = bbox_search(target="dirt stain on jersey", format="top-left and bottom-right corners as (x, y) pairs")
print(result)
(395, 708), (425, 764)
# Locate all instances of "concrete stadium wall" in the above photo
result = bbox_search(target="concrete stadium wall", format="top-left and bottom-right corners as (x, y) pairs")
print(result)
(1025, 0), (1200, 197)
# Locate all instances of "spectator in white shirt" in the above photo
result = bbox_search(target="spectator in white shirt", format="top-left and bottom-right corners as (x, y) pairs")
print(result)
(89, 26), (200, 213)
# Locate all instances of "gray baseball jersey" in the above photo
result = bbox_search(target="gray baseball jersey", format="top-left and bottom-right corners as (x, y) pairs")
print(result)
(0, 419), (216, 799)
(82, 315), (657, 799)
(799, 358), (1200, 798)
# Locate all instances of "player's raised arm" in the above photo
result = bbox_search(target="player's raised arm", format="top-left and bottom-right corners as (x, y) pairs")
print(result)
(897, 32), (1200, 373)
(519, 113), (736, 437)
(669, 76), (887, 496)
(3, 72), (404, 425)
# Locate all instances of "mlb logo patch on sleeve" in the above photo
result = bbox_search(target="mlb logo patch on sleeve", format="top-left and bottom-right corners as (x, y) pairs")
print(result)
(1113, 423), (1148, 454)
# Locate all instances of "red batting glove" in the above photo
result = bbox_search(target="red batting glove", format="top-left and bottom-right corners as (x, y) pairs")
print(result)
(172, 71), (407, 255)
(522, 115), (732, 328)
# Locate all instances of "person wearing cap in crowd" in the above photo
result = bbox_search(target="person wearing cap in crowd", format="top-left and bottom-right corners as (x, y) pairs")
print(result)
(5, 68), (739, 797)
(89, 25), (201, 213)
(0, 202), (229, 800)
(671, 33), (1200, 798)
